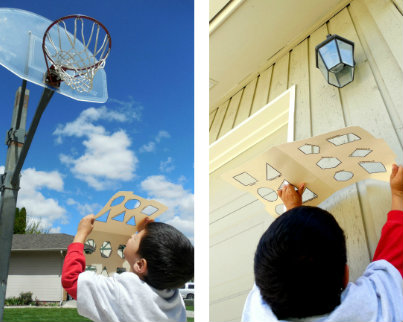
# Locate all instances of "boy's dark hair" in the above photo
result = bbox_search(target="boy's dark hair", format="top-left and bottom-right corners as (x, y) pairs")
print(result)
(254, 206), (346, 319)
(138, 222), (194, 290)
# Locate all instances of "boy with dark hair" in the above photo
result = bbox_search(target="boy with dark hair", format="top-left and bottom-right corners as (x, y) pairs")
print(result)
(242, 165), (403, 322)
(62, 217), (194, 322)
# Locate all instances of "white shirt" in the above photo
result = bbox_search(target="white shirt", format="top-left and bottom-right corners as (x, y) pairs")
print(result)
(242, 260), (403, 322)
(77, 271), (186, 322)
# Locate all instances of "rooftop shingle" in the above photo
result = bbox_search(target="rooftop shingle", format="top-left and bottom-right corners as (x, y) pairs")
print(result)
(11, 234), (74, 251)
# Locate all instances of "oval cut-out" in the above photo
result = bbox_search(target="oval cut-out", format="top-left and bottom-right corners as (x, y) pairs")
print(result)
(334, 170), (353, 181)
(125, 199), (141, 209)
(257, 187), (278, 202)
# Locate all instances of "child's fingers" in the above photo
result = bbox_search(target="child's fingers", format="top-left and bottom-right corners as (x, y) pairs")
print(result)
(278, 188), (283, 199)
(390, 164), (398, 180)
(297, 183), (305, 196)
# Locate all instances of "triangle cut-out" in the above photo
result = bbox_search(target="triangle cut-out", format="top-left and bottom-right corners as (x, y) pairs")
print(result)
(112, 212), (125, 222)
(96, 210), (110, 222)
(126, 216), (136, 226)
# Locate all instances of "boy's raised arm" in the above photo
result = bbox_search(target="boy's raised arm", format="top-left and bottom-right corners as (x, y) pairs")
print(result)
(373, 164), (403, 277)
(278, 183), (305, 210)
(62, 214), (95, 299)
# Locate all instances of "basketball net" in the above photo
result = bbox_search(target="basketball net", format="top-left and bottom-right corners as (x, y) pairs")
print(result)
(43, 16), (111, 92)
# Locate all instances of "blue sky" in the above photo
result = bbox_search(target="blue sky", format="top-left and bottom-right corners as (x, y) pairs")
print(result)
(0, 1), (194, 241)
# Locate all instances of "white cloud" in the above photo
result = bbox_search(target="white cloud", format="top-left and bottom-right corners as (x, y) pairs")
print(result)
(0, 166), (67, 232)
(108, 97), (142, 122)
(50, 226), (61, 233)
(53, 106), (126, 143)
(159, 157), (175, 173)
(155, 130), (170, 142)
(54, 106), (139, 190)
(60, 131), (138, 190)
(139, 142), (156, 153)
(140, 175), (193, 240)
(67, 198), (102, 216)
(140, 130), (170, 153)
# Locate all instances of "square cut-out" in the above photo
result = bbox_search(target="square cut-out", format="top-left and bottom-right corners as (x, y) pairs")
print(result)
(141, 205), (158, 216)
(317, 157), (341, 169)
(84, 239), (96, 254)
(257, 187), (278, 202)
(359, 161), (386, 174)
(350, 148), (372, 157)
(234, 172), (257, 186)
(328, 133), (360, 146)
(266, 163), (281, 180)
(298, 144), (320, 154)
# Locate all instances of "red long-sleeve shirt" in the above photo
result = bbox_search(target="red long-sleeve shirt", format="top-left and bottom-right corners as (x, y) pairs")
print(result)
(372, 210), (403, 277)
(62, 243), (86, 299)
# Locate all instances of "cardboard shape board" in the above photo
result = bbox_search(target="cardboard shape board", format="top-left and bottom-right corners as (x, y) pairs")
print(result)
(84, 191), (167, 275)
(223, 126), (396, 217)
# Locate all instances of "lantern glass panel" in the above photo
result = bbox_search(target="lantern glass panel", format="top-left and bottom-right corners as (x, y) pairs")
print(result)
(336, 65), (354, 87)
(317, 53), (329, 82)
(318, 39), (340, 70)
(337, 39), (354, 66)
(328, 71), (339, 87)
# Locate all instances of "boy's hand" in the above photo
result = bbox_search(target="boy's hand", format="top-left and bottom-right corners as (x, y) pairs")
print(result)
(278, 183), (305, 210)
(137, 217), (154, 232)
(390, 164), (403, 211)
(73, 214), (95, 244)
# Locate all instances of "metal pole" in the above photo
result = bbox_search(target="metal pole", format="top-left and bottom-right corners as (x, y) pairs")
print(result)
(11, 88), (54, 186)
(0, 86), (54, 321)
(0, 87), (29, 321)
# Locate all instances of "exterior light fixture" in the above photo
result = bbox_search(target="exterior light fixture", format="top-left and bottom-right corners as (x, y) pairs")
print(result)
(315, 34), (355, 88)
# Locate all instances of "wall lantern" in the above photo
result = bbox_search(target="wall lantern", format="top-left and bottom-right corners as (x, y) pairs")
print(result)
(315, 34), (355, 88)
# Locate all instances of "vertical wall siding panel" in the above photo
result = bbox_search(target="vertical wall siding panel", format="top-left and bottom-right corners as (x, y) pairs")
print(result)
(210, 100), (230, 144)
(365, 0), (403, 71)
(234, 78), (257, 127)
(391, 0), (403, 13)
(250, 66), (273, 115)
(329, 8), (402, 160)
(328, 7), (399, 261)
(210, 108), (218, 131)
(349, 0), (403, 145)
(268, 53), (289, 102)
(218, 89), (243, 138)
(309, 22), (369, 281)
(289, 39), (312, 140)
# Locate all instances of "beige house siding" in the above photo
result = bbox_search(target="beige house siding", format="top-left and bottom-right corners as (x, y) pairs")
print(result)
(210, 0), (402, 321)
(6, 251), (64, 302)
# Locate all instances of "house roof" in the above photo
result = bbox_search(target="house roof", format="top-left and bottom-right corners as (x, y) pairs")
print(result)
(209, 0), (351, 110)
(11, 233), (74, 251)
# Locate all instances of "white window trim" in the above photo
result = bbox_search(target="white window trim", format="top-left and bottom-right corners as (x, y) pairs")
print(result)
(209, 85), (295, 173)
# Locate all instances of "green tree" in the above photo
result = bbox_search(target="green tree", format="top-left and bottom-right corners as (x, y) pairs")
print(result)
(25, 217), (49, 234)
(13, 207), (26, 234)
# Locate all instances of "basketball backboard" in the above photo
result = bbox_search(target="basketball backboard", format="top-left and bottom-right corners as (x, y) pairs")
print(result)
(0, 8), (108, 103)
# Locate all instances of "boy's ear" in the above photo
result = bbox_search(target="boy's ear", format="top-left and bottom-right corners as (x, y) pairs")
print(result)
(133, 258), (148, 278)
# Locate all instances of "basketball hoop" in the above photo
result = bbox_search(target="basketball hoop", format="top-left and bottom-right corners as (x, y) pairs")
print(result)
(42, 15), (111, 92)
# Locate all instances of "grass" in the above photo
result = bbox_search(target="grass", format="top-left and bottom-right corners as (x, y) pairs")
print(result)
(3, 308), (91, 322)
(4, 303), (194, 322)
